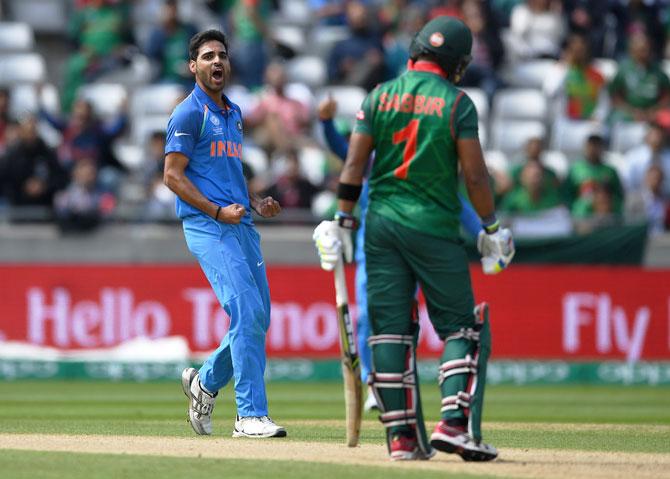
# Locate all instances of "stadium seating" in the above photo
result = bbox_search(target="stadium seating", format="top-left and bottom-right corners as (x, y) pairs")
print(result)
(492, 88), (547, 122)
(307, 26), (349, 58)
(4, 0), (68, 33)
(285, 55), (328, 89)
(550, 118), (601, 157)
(461, 87), (488, 121)
(490, 120), (547, 155)
(131, 84), (187, 117)
(0, 22), (35, 52)
(483, 150), (509, 174)
(78, 83), (128, 120)
(500, 59), (557, 89)
(315, 85), (367, 120)
(610, 122), (647, 153)
(9, 83), (60, 117)
(0, 52), (46, 85)
(541, 150), (569, 179)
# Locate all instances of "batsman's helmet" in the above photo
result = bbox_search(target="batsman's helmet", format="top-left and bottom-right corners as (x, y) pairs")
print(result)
(409, 16), (473, 82)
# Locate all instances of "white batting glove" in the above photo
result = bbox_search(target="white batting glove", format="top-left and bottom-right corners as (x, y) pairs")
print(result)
(477, 227), (515, 274)
(313, 220), (342, 271)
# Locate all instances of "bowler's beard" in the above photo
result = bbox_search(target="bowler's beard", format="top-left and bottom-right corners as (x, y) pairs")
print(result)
(196, 66), (226, 94)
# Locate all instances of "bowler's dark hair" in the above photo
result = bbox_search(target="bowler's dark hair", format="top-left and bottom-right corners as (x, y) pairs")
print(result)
(189, 29), (228, 61)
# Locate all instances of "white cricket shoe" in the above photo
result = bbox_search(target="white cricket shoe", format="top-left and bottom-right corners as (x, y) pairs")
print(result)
(232, 415), (287, 438)
(364, 387), (379, 412)
(181, 367), (217, 435)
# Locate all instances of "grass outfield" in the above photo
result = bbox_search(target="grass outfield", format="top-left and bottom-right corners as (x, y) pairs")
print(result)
(0, 382), (668, 478)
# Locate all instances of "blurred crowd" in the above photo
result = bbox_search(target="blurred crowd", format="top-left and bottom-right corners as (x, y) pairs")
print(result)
(0, 0), (669, 236)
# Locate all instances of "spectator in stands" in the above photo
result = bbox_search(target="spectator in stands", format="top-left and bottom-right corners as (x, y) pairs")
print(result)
(145, 0), (198, 86)
(564, 133), (625, 216)
(54, 158), (115, 233)
(507, 0), (566, 61)
(309, 0), (347, 26)
(429, 0), (465, 19)
(562, 0), (609, 57)
(509, 136), (560, 189)
(382, 4), (428, 78)
(459, 0), (505, 103)
(141, 130), (175, 221)
(0, 89), (11, 152)
(544, 32), (608, 122)
(328, 1), (386, 91)
(0, 115), (67, 212)
(626, 164), (669, 234)
(624, 120), (670, 198)
(609, 0), (666, 60)
(245, 61), (312, 156)
(39, 97), (128, 192)
(500, 160), (563, 213)
(608, 32), (670, 124)
(62, 0), (135, 112)
(230, 0), (272, 89)
(572, 182), (621, 234)
(264, 149), (318, 209)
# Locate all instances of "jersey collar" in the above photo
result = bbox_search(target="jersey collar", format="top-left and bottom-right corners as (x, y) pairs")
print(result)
(193, 83), (234, 114)
(407, 60), (449, 80)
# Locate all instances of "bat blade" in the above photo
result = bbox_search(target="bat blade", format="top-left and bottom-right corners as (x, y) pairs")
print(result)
(334, 258), (363, 447)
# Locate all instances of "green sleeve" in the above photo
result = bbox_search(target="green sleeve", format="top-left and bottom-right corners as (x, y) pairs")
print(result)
(608, 166), (625, 213)
(659, 70), (670, 95)
(561, 168), (578, 206)
(608, 69), (624, 95)
(454, 93), (478, 140)
(353, 92), (374, 136)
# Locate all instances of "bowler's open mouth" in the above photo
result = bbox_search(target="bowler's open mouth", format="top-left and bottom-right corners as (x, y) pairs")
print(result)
(212, 68), (223, 81)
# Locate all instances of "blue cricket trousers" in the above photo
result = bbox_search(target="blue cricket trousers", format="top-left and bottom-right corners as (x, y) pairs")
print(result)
(183, 214), (271, 417)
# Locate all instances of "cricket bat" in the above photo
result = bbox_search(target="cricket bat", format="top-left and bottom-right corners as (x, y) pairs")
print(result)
(333, 255), (363, 447)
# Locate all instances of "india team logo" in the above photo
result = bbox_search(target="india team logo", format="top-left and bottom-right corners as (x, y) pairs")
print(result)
(429, 32), (444, 47)
(210, 115), (220, 126)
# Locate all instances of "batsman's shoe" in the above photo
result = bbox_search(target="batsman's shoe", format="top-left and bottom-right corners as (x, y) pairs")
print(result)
(364, 387), (379, 412)
(430, 420), (498, 462)
(232, 415), (287, 438)
(389, 433), (435, 461)
(181, 367), (217, 435)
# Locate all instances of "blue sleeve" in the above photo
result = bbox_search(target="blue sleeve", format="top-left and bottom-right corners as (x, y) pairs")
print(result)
(39, 108), (66, 132)
(165, 104), (200, 158)
(458, 192), (482, 238)
(321, 119), (348, 161)
(102, 114), (128, 139)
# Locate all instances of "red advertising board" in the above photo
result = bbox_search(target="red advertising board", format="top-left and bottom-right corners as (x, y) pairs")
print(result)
(0, 265), (668, 360)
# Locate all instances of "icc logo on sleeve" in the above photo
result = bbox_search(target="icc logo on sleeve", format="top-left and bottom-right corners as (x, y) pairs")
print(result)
(236, 121), (243, 132)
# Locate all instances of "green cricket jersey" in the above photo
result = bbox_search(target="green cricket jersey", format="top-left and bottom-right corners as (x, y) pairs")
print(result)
(354, 61), (479, 240)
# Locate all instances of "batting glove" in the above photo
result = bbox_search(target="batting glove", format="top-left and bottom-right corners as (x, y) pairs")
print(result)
(477, 227), (515, 275)
(313, 220), (342, 271)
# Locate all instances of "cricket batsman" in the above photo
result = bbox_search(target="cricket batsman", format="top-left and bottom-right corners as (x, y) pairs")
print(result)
(313, 16), (515, 460)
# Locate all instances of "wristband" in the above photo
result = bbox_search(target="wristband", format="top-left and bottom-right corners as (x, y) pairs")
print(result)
(337, 182), (362, 202)
(335, 210), (359, 229)
(214, 206), (221, 221)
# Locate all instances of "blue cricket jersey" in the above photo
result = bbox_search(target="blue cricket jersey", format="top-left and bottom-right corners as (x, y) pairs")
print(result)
(165, 83), (251, 224)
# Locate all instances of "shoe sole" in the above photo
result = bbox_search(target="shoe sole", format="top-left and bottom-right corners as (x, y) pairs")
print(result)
(232, 428), (287, 438)
(430, 433), (460, 454)
(430, 434), (497, 462)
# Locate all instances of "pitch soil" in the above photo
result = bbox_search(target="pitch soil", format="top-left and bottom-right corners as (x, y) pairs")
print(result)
(1, 424), (669, 479)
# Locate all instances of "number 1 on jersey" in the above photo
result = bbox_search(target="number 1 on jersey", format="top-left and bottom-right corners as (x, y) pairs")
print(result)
(392, 119), (419, 180)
